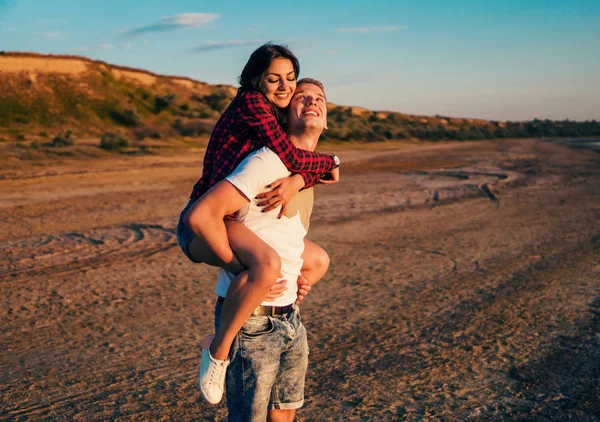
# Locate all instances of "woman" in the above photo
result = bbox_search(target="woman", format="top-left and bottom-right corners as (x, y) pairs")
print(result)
(177, 43), (339, 404)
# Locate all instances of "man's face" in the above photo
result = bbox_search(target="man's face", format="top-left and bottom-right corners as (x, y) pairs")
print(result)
(287, 83), (327, 133)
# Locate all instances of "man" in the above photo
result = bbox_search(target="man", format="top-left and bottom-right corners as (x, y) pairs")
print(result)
(190, 78), (332, 421)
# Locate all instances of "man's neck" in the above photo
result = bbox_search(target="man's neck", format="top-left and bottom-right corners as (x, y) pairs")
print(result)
(289, 132), (319, 152)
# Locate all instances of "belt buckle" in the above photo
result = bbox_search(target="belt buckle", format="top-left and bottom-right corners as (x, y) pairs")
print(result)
(252, 305), (269, 317)
(251, 305), (278, 316)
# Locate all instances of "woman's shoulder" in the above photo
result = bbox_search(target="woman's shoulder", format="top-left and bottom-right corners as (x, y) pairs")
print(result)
(237, 90), (269, 108)
(238, 90), (262, 100)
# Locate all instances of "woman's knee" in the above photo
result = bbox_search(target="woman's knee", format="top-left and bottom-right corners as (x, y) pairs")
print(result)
(183, 203), (199, 230)
(261, 249), (282, 278)
(318, 249), (330, 272)
(250, 249), (281, 285)
(309, 246), (330, 273)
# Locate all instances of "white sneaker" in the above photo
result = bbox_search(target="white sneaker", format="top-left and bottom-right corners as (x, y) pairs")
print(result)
(199, 334), (229, 404)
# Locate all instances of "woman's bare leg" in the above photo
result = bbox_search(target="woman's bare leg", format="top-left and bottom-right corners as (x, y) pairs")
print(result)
(209, 220), (282, 360)
(183, 186), (251, 275)
(185, 216), (246, 275)
(300, 239), (330, 285)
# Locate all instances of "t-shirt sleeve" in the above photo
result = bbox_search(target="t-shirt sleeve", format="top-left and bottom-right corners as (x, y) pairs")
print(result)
(225, 148), (289, 202)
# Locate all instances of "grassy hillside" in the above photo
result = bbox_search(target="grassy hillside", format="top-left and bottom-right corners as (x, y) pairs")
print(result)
(1, 52), (599, 159)
(0, 52), (236, 144)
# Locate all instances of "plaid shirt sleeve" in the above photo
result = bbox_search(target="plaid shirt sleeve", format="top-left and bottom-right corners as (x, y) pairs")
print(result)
(236, 91), (336, 188)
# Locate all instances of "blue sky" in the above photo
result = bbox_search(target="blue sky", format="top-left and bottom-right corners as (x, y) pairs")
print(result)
(1, 0), (599, 121)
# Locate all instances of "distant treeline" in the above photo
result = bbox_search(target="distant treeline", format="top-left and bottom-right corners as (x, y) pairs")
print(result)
(321, 107), (600, 142)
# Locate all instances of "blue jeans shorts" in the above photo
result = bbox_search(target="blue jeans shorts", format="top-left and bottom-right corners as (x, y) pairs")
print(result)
(214, 298), (309, 422)
(177, 198), (201, 263)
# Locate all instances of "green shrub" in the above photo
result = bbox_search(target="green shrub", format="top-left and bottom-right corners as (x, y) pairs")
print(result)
(100, 132), (129, 151)
(138, 90), (150, 101)
(201, 90), (234, 112)
(47, 130), (74, 147)
(109, 108), (141, 126)
(154, 94), (176, 114)
(193, 102), (218, 119)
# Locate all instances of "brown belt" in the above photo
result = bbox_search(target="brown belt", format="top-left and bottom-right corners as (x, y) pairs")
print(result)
(217, 296), (293, 317)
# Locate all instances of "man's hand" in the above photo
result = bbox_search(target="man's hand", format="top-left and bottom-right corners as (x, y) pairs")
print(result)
(255, 174), (305, 218)
(318, 167), (339, 185)
(264, 278), (288, 302)
(295, 275), (312, 303)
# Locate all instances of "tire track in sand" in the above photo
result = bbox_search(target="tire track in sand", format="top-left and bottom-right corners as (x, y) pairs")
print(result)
(0, 224), (176, 282)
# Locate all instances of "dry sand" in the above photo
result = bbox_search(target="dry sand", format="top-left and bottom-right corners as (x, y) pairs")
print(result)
(1, 138), (599, 421)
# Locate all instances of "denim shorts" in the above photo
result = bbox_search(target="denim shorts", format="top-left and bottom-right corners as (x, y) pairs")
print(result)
(177, 198), (201, 263)
(214, 298), (309, 421)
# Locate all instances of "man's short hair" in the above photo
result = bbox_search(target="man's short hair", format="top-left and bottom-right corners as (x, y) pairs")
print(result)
(296, 78), (326, 100)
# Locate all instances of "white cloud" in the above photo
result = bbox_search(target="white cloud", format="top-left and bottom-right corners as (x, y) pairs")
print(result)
(169, 13), (219, 27)
(193, 39), (257, 52)
(335, 25), (406, 33)
(97, 44), (115, 50)
(123, 43), (131, 49)
(121, 12), (219, 38)
(36, 31), (61, 39)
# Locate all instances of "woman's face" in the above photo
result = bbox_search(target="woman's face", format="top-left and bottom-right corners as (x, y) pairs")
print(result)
(262, 57), (297, 109)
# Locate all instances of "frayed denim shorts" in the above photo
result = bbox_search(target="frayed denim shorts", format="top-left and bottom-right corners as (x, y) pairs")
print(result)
(176, 198), (201, 263)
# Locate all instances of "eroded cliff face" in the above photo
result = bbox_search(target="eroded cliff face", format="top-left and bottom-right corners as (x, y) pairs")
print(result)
(0, 52), (237, 136)
(0, 52), (223, 88)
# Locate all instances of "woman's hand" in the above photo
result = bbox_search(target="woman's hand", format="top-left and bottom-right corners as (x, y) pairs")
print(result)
(255, 174), (305, 218)
(318, 167), (339, 185)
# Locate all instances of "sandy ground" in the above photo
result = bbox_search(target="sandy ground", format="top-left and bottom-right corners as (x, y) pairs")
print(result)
(1, 138), (599, 421)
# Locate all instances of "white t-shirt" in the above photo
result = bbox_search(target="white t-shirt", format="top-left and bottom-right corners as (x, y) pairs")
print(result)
(215, 147), (311, 306)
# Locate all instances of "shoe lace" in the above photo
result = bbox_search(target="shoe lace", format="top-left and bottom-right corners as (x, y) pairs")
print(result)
(209, 361), (226, 389)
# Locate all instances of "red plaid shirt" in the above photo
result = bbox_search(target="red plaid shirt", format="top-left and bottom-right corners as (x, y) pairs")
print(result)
(191, 91), (336, 199)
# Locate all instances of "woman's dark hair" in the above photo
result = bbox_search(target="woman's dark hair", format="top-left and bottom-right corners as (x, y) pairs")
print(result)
(238, 42), (300, 95)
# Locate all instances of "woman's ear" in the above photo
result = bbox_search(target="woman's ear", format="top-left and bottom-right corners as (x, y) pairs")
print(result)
(324, 120), (328, 130)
